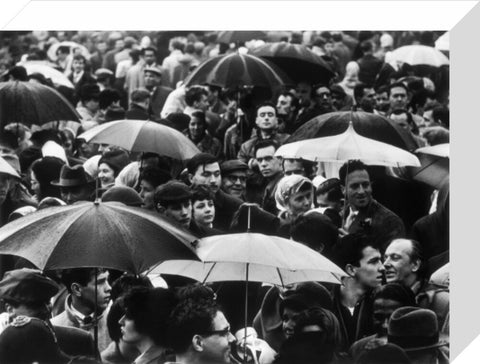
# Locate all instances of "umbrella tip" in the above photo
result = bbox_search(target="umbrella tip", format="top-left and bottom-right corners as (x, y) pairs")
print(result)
(94, 198), (101, 206)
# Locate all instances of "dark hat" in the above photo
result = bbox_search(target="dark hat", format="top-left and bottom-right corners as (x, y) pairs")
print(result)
(357, 343), (411, 364)
(144, 65), (162, 77)
(79, 84), (100, 101)
(316, 178), (341, 195)
(102, 186), (143, 207)
(154, 181), (192, 203)
(31, 157), (65, 186)
(0, 316), (70, 364)
(388, 306), (448, 352)
(280, 282), (333, 314)
(98, 149), (130, 176)
(220, 159), (248, 174)
(51, 164), (95, 187)
(8, 65), (28, 81)
(0, 268), (60, 303)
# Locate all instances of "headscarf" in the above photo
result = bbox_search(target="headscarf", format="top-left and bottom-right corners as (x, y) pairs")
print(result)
(275, 174), (313, 213)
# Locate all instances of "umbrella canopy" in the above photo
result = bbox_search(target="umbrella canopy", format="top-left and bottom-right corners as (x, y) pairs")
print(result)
(0, 156), (21, 179)
(47, 41), (91, 62)
(287, 110), (419, 151)
(249, 42), (335, 85)
(391, 45), (449, 67)
(435, 32), (449, 52)
(77, 119), (200, 160)
(183, 52), (292, 89)
(217, 31), (267, 44)
(410, 143), (449, 188)
(0, 81), (80, 129)
(150, 232), (346, 286)
(21, 62), (74, 88)
(0, 201), (200, 274)
(275, 123), (420, 167)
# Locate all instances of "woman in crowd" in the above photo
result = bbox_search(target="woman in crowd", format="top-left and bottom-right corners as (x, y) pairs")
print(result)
(184, 111), (222, 159)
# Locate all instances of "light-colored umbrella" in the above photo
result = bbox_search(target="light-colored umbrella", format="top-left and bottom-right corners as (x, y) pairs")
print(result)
(410, 143), (449, 188)
(78, 119), (200, 160)
(391, 45), (449, 67)
(0, 156), (21, 179)
(416, 143), (449, 158)
(21, 61), (74, 88)
(275, 122), (421, 167)
(47, 41), (91, 62)
(435, 32), (449, 52)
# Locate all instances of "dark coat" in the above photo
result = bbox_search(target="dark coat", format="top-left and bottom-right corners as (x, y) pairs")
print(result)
(213, 189), (243, 231)
(411, 211), (449, 261)
(125, 104), (150, 120)
(357, 54), (384, 86)
(54, 324), (98, 358)
(149, 86), (173, 121)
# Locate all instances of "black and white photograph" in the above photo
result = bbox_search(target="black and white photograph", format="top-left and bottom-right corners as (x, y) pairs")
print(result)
(0, 29), (450, 364)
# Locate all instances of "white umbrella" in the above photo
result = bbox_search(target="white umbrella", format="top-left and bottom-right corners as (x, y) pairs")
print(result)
(78, 119), (200, 160)
(0, 156), (21, 179)
(391, 45), (449, 67)
(20, 62), (74, 88)
(47, 41), (91, 62)
(415, 143), (449, 158)
(275, 122), (421, 167)
(435, 32), (450, 52)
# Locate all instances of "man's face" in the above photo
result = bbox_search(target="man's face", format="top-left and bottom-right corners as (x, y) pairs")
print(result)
(115, 39), (125, 51)
(282, 306), (300, 339)
(143, 50), (156, 66)
(85, 99), (100, 113)
(390, 113), (411, 131)
(389, 86), (408, 111)
(343, 169), (372, 210)
(164, 200), (192, 228)
(283, 159), (306, 177)
(373, 298), (403, 337)
(351, 246), (385, 289)
(139, 180), (155, 210)
(61, 185), (92, 205)
(255, 106), (278, 131)
(314, 86), (333, 109)
(375, 91), (390, 112)
(190, 163), (221, 193)
(295, 83), (312, 106)
(256, 146), (281, 178)
(0, 174), (12, 205)
(72, 59), (85, 73)
(276, 95), (294, 116)
(384, 239), (419, 284)
(200, 310), (235, 364)
(359, 88), (377, 111)
(193, 94), (209, 112)
(193, 199), (215, 227)
(189, 115), (206, 140)
(144, 71), (160, 88)
(77, 271), (111, 313)
(221, 170), (247, 199)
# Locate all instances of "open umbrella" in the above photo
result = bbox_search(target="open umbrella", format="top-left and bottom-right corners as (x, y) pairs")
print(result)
(183, 52), (292, 89)
(391, 45), (449, 67)
(410, 143), (449, 188)
(249, 42), (335, 85)
(275, 122), (421, 167)
(287, 110), (419, 151)
(20, 61), (74, 88)
(0, 81), (80, 129)
(0, 201), (200, 274)
(217, 31), (267, 44)
(77, 119), (200, 160)
(47, 41), (91, 62)
(0, 156), (21, 179)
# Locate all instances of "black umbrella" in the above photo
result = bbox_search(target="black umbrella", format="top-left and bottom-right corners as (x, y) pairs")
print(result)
(287, 110), (419, 151)
(249, 42), (335, 85)
(217, 31), (267, 44)
(0, 81), (80, 129)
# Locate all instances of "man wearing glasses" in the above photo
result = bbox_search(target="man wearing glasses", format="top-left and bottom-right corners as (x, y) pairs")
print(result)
(220, 160), (248, 201)
(167, 298), (235, 364)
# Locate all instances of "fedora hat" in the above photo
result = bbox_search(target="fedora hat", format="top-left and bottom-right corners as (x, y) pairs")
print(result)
(388, 306), (448, 352)
(144, 65), (162, 77)
(0, 268), (59, 303)
(51, 164), (95, 187)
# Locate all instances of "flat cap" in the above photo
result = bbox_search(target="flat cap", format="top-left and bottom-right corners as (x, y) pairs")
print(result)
(220, 159), (248, 174)
(0, 268), (60, 303)
(155, 181), (192, 203)
(316, 178), (341, 195)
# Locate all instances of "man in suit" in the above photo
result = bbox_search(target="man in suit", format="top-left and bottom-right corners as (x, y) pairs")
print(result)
(0, 268), (97, 357)
(143, 65), (173, 121)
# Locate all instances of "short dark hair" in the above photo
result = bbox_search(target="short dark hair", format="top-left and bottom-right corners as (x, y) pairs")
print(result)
(388, 82), (409, 96)
(338, 160), (369, 186)
(253, 139), (280, 157)
(123, 287), (177, 346)
(405, 239), (427, 279)
(353, 83), (370, 102)
(290, 212), (338, 254)
(61, 268), (107, 293)
(333, 233), (378, 269)
(141, 46), (157, 55)
(282, 158), (315, 178)
(373, 282), (417, 306)
(130, 88), (150, 103)
(255, 102), (277, 117)
(186, 153), (218, 175)
(432, 105), (449, 128)
(191, 185), (215, 204)
(139, 166), (171, 189)
(167, 298), (220, 353)
(99, 89), (121, 110)
(185, 86), (208, 107)
(72, 54), (87, 63)
(110, 273), (153, 302)
(278, 92), (299, 110)
(190, 111), (207, 127)
(360, 40), (373, 53)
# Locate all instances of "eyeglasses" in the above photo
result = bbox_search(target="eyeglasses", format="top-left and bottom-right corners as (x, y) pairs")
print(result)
(202, 327), (232, 337)
(226, 175), (247, 183)
(284, 169), (305, 176)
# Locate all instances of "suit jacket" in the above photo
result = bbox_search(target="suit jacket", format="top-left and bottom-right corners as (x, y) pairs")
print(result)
(149, 86), (173, 121)
(213, 189), (243, 231)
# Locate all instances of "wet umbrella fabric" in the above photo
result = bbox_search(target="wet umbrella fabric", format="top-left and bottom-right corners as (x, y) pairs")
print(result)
(0, 81), (80, 129)
(410, 143), (449, 188)
(77, 119), (200, 160)
(249, 42), (335, 85)
(287, 110), (419, 151)
(275, 123), (421, 167)
(0, 201), (200, 274)
(183, 52), (292, 89)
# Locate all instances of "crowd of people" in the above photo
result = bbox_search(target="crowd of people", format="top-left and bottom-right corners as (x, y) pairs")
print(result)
(0, 30), (449, 363)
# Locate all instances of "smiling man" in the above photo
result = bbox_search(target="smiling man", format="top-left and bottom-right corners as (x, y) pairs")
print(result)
(339, 160), (405, 249)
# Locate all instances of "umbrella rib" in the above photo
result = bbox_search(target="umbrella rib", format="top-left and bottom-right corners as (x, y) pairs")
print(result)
(277, 267), (285, 288)
(202, 262), (216, 284)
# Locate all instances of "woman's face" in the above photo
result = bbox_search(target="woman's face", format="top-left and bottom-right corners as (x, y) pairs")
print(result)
(192, 198), (215, 227)
(62, 137), (74, 157)
(139, 179), (155, 210)
(287, 189), (313, 217)
(119, 314), (144, 345)
(189, 116), (205, 140)
(98, 163), (116, 188)
(30, 171), (41, 198)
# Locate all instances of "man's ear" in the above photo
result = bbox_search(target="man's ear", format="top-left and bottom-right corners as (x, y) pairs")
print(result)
(411, 259), (421, 273)
(188, 173), (194, 185)
(345, 264), (356, 277)
(192, 334), (204, 352)
(71, 282), (83, 297)
(341, 185), (346, 196)
(156, 204), (166, 214)
(4, 303), (14, 315)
